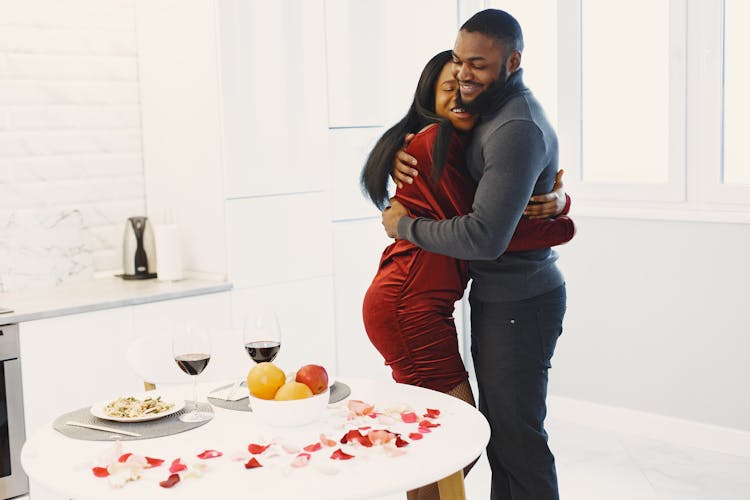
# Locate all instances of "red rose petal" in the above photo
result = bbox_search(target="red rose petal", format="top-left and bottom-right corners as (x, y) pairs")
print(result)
(395, 436), (409, 448)
(418, 427), (432, 433)
(401, 411), (418, 423)
(303, 442), (322, 452)
(291, 453), (311, 468)
(330, 448), (355, 460)
(145, 457), (164, 468)
(159, 473), (181, 488)
(244, 457), (263, 469)
(197, 450), (223, 460)
(358, 426), (372, 431)
(169, 458), (187, 473)
(408, 432), (423, 440)
(419, 419), (440, 428)
(248, 443), (271, 455)
(424, 408), (440, 418)
(92, 466), (109, 478)
(340, 429), (373, 447)
(117, 452), (132, 463)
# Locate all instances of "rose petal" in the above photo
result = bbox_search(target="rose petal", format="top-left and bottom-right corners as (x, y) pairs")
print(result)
(248, 443), (271, 455)
(401, 411), (418, 423)
(330, 448), (355, 460)
(169, 458), (187, 474)
(291, 453), (311, 468)
(340, 429), (372, 447)
(358, 426), (372, 431)
(395, 436), (409, 448)
(424, 408), (440, 418)
(244, 457), (263, 469)
(303, 442), (322, 452)
(368, 429), (396, 446)
(197, 450), (223, 460)
(145, 457), (164, 468)
(159, 473), (180, 488)
(347, 400), (375, 416)
(117, 452), (133, 463)
(418, 427), (432, 434)
(320, 434), (337, 447)
(92, 466), (110, 478)
(408, 432), (423, 440)
(419, 419), (440, 428)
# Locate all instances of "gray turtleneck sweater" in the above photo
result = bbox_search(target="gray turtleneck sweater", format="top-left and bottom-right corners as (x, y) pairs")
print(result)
(397, 86), (564, 302)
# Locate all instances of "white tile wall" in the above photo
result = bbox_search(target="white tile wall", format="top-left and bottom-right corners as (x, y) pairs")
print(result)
(0, 0), (145, 286)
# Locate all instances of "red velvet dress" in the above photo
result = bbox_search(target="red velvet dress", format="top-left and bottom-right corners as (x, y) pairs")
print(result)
(362, 125), (574, 392)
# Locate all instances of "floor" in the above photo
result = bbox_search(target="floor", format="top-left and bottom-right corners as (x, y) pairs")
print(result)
(378, 416), (750, 499)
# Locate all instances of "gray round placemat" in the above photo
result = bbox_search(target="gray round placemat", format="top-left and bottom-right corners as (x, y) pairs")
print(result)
(53, 402), (213, 441)
(208, 381), (351, 412)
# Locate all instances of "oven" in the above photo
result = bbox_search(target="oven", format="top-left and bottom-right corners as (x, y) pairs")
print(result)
(0, 324), (28, 499)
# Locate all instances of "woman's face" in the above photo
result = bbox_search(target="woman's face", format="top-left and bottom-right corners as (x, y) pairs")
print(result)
(434, 62), (477, 132)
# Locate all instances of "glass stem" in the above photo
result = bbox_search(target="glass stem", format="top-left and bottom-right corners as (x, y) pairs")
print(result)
(192, 376), (199, 417)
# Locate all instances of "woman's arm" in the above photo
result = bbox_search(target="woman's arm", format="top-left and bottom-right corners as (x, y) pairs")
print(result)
(505, 214), (576, 252)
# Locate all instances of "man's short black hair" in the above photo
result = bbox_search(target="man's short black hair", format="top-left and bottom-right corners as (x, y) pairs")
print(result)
(460, 9), (524, 54)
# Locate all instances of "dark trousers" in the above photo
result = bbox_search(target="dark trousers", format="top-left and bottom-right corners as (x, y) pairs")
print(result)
(470, 285), (566, 500)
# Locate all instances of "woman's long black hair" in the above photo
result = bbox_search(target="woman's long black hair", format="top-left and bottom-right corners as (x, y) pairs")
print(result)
(360, 50), (456, 209)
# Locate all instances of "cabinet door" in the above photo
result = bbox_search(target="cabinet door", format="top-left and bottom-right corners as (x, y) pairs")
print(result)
(19, 307), (135, 436)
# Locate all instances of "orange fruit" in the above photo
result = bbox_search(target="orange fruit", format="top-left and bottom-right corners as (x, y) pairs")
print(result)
(273, 381), (313, 401)
(247, 362), (286, 400)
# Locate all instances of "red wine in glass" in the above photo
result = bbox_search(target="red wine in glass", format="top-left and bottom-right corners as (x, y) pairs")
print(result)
(244, 341), (281, 363)
(175, 353), (211, 375)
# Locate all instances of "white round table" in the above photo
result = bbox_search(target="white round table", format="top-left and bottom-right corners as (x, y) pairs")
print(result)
(22, 379), (489, 500)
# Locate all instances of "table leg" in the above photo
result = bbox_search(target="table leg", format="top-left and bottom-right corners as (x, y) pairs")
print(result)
(437, 469), (465, 499)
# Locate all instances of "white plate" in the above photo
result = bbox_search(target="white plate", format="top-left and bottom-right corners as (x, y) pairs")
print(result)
(90, 394), (185, 423)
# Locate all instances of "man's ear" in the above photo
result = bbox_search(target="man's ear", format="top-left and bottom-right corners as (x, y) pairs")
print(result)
(507, 51), (521, 74)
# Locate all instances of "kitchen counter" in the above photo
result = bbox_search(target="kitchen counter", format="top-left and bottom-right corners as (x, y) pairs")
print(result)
(0, 276), (232, 324)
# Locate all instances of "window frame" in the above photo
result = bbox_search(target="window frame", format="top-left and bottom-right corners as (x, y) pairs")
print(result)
(558, 0), (688, 204)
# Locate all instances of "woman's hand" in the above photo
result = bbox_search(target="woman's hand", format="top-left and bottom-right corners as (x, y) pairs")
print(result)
(391, 133), (418, 188)
(524, 169), (567, 219)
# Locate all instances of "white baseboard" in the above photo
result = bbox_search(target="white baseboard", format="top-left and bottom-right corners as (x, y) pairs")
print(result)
(547, 395), (750, 459)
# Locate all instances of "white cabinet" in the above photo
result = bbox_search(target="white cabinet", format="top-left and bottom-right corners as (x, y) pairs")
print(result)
(19, 307), (136, 437)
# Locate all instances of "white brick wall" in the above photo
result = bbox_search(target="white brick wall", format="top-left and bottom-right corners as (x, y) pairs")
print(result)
(0, 0), (145, 283)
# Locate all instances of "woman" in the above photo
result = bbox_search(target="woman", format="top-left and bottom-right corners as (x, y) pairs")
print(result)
(361, 50), (573, 404)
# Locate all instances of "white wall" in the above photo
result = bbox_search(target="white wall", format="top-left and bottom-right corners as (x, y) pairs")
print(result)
(552, 216), (750, 431)
(0, 0), (145, 287)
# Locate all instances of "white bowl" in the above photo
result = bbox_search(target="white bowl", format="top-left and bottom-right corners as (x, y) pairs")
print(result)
(248, 387), (330, 427)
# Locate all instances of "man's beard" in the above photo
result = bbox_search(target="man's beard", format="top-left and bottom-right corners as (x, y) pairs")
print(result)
(457, 65), (508, 115)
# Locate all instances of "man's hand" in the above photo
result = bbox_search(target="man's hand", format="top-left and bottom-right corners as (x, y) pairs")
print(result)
(524, 169), (566, 219)
(382, 198), (408, 239)
(391, 133), (418, 189)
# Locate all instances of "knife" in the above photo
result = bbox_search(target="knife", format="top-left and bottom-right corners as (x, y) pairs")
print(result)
(65, 421), (142, 437)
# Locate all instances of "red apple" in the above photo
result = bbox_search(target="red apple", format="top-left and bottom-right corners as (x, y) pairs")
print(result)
(295, 364), (329, 395)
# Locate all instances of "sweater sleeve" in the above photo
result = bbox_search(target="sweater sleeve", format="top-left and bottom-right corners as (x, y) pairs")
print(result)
(397, 120), (549, 260)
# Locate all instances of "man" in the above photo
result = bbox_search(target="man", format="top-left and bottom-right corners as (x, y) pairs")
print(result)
(382, 9), (566, 500)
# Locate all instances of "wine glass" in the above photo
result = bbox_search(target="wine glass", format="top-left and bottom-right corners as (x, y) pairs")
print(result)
(172, 323), (212, 422)
(243, 309), (282, 364)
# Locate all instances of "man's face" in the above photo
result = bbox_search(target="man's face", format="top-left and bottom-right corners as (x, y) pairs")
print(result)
(451, 30), (506, 105)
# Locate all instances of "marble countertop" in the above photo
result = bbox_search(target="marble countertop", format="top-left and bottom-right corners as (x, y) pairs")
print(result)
(0, 276), (232, 324)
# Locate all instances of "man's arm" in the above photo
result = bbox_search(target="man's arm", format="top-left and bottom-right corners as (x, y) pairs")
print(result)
(392, 120), (550, 260)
